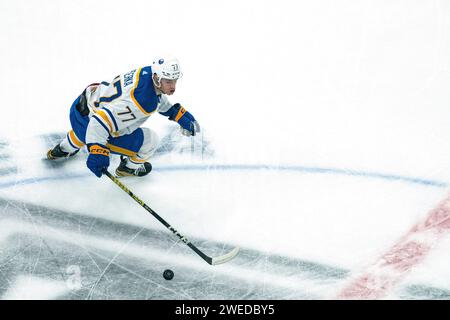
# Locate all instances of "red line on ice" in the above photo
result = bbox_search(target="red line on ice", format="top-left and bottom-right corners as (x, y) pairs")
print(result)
(337, 192), (450, 299)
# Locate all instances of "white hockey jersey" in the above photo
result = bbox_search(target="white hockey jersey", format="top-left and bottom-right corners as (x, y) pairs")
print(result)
(84, 66), (172, 146)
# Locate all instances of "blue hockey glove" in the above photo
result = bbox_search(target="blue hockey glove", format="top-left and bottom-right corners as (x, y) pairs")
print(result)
(180, 118), (200, 137)
(160, 103), (200, 136)
(86, 144), (110, 178)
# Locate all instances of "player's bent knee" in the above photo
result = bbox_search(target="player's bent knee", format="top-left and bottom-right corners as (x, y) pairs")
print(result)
(138, 128), (159, 158)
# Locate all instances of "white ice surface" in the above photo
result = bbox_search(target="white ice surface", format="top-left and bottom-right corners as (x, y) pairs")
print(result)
(2, 275), (70, 300)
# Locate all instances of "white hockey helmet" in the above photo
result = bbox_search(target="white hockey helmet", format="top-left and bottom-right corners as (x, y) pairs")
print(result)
(151, 56), (182, 81)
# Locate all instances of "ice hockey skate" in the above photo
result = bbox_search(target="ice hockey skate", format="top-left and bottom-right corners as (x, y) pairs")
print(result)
(115, 156), (152, 177)
(46, 143), (79, 160)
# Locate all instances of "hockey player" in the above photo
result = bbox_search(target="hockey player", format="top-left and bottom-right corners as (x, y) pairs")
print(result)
(47, 57), (200, 177)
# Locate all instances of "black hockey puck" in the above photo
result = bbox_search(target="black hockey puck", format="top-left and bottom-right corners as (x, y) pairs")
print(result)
(163, 269), (174, 280)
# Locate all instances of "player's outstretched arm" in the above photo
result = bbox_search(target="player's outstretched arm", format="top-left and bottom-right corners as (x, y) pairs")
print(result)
(159, 103), (200, 136)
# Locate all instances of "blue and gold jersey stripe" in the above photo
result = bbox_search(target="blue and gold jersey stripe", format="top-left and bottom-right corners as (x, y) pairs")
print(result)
(92, 114), (111, 136)
(102, 108), (119, 132)
(130, 67), (159, 116)
(94, 78), (122, 108)
(67, 130), (85, 149)
(106, 143), (137, 157)
(130, 68), (151, 115)
(95, 110), (114, 133)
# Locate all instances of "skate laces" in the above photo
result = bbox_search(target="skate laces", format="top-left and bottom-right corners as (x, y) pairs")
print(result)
(135, 165), (147, 175)
(122, 156), (148, 175)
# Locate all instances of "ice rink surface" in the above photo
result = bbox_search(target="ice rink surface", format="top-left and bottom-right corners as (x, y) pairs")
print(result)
(1, 0), (450, 299)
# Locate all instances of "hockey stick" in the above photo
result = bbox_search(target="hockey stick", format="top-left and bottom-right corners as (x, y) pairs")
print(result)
(103, 170), (239, 265)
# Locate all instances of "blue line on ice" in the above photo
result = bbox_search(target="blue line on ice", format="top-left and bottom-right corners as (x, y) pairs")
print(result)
(158, 164), (449, 188)
(0, 164), (447, 190)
